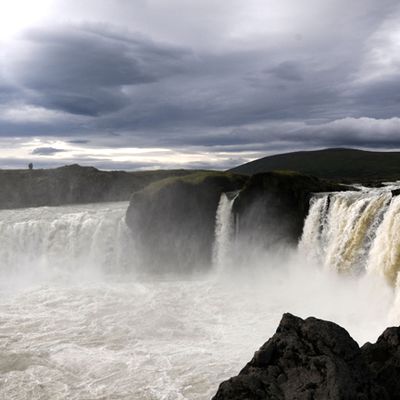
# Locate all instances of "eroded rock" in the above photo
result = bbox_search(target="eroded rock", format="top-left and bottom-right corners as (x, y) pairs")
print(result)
(126, 172), (245, 273)
(213, 314), (392, 400)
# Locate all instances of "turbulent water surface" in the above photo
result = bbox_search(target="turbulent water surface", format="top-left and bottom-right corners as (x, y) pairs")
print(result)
(0, 191), (399, 399)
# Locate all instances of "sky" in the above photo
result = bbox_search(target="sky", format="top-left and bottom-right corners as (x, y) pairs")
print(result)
(0, 0), (400, 170)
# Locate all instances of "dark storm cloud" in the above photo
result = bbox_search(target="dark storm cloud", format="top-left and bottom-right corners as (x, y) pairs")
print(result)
(11, 24), (192, 116)
(69, 139), (90, 144)
(31, 147), (66, 155)
(94, 56), (344, 135)
(0, 118), (86, 137)
(349, 76), (400, 119)
(0, 75), (21, 105)
(149, 117), (400, 154)
(265, 61), (304, 82)
(1, 0), (400, 169)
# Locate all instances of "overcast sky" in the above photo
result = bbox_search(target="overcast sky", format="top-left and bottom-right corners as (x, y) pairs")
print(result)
(0, 0), (400, 170)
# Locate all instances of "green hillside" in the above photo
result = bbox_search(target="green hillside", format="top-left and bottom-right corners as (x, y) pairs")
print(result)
(229, 148), (400, 183)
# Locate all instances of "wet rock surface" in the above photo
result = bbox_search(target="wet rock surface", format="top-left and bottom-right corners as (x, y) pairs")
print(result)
(362, 326), (400, 399)
(213, 313), (400, 400)
(126, 171), (348, 273)
(233, 172), (348, 247)
(126, 172), (245, 273)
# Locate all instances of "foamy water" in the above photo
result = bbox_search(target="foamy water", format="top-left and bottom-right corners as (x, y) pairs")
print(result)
(0, 198), (398, 399)
(1, 271), (394, 399)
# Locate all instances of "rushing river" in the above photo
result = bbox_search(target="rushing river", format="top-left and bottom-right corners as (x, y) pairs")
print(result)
(0, 194), (398, 399)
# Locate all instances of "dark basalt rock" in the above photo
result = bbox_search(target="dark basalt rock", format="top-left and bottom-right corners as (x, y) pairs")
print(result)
(362, 326), (400, 399)
(391, 188), (400, 197)
(126, 170), (349, 273)
(125, 172), (246, 273)
(233, 172), (348, 247)
(213, 313), (400, 400)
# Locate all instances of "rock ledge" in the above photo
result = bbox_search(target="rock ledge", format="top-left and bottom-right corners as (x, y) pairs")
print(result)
(213, 313), (400, 400)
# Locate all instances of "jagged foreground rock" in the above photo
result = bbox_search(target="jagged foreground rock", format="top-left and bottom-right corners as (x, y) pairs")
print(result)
(213, 313), (400, 400)
(362, 326), (400, 399)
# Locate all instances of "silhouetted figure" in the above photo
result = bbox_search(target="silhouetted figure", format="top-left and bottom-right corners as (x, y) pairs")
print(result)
(28, 163), (33, 170)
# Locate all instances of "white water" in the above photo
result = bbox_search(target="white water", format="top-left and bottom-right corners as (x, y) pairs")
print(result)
(367, 195), (400, 285)
(0, 203), (135, 287)
(297, 184), (400, 326)
(0, 193), (399, 399)
(299, 186), (399, 281)
(212, 193), (237, 270)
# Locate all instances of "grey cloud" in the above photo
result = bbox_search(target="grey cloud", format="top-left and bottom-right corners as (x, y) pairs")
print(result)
(265, 61), (303, 82)
(0, 76), (21, 105)
(69, 139), (90, 144)
(95, 66), (343, 135)
(32, 147), (67, 155)
(36, 89), (128, 117)
(0, 118), (86, 137)
(10, 24), (192, 116)
(348, 76), (400, 119)
(158, 117), (400, 153)
(0, 1), (400, 170)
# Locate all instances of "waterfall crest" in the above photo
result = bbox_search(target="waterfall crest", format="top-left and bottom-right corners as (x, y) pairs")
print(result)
(299, 186), (400, 285)
(4, 185), (400, 287)
(0, 202), (135, 280)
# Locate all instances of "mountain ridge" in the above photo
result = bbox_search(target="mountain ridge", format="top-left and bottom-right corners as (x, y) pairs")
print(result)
(229, 148), (400, 182)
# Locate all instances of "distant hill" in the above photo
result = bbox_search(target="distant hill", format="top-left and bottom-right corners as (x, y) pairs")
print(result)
(0, 165), (204, 209)
(229, 148), (400, 183)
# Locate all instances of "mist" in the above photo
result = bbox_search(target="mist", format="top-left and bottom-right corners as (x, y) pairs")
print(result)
(0, 188), (398, 399)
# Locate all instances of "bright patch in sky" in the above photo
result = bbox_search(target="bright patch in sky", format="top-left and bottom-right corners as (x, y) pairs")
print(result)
(0, 0), (399, 169)
(0, 0), (52, 40)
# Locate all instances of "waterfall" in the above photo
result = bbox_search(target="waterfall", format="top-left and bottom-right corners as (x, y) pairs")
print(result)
(4, 185), (400, 285)
(298, 195), (330, 264)
(212, 192), (238, 270)
(367, 195), (400, 285)
(0, 202), (135, 280)
(299, 186), (400, 283)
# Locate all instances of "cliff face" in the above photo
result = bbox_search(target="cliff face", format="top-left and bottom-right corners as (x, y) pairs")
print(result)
(125, 170), (349, 273)
(0, 165), (198, 209)
(362, 326), (400, 399)
(3, 165), (350, 272)
(125, 172), (246, 273)
(233, 172), (348, 247)
(213, 313), (400, 400)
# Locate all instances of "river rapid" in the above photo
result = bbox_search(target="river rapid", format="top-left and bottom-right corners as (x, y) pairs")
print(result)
(0, 194), (398, 399)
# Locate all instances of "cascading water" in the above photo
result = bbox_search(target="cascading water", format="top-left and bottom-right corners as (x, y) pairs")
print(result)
(1, 191), (399, 400)
(299, 184), (400, 284)
(367, 195), (400, 285)
(212, 192), (238, 270)
(0, 202), (135, 284)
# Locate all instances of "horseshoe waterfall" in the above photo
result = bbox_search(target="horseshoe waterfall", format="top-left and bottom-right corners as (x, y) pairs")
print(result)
(299, 186), (400, 286)
(1, 184), (400, 399)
